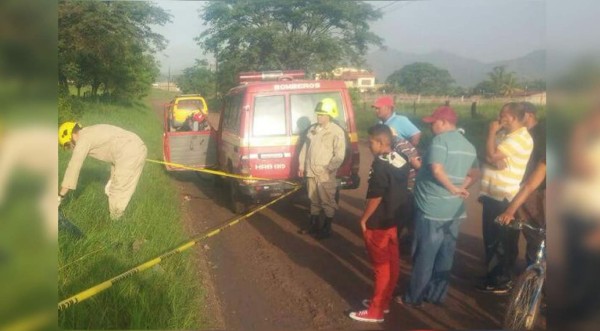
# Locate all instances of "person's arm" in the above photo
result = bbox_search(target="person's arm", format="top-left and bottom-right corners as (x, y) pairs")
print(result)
(327, 129), (347, 172)
(497, 161), (546, 224)
(60, 140), (91, 195)
(485, 120), (506, 164)
(460, 167), (480, 191)
(409, 156), (422, 170)
(359, 197), (382, 232)
(298, 140), (307, 177)
(394, 137), (421, 170)
(409, 132), (421, 147)
(431, 163), (469, 198)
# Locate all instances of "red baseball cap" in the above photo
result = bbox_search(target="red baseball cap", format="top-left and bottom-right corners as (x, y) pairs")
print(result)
(372, 96), (394, 108)
(422, 106), (458, 124)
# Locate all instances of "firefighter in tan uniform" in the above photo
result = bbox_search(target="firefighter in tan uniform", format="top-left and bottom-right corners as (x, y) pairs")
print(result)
(298, 98), (347, 239)
(58, 122), (147, 220)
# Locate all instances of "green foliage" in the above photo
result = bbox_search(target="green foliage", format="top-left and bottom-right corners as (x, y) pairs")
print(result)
(175, 60), (216, 97)
(475, 65), (522, 97)
(58, 90), (207, 328)
(353, 98), (546, 160)
(58, 1), (171, 100)
(58, 90), (84, 124)
(386, 62), (456, 95)
(197, 0), (383, 94)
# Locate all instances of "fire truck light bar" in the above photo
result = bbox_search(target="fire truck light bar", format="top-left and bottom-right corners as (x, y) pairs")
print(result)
(238, 70), (305, 83)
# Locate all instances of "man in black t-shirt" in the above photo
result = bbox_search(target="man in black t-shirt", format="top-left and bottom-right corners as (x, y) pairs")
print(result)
(348, 124), (410, 323)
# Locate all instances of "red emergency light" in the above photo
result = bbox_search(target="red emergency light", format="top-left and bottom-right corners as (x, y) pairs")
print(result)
(238, 70), (305, 83)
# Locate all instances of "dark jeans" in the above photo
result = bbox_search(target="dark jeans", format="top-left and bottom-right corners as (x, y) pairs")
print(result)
(404, 210), (462, 304)
(480, 196), (520, 286)
(397, 191), (415, 240)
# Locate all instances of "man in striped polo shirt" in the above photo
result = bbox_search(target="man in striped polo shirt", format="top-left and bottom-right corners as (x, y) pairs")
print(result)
(397, 106), (479, 307)
(478, 102), (534, 293)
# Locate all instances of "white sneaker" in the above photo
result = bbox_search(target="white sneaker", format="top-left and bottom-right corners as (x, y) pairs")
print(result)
(348, 309), (384, 323)
(361, 299), (390, 314)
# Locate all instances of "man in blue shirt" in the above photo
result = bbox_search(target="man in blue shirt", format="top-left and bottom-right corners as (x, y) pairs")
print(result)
(372, 96), (421, 147)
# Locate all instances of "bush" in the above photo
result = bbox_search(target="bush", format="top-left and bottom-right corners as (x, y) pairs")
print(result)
(58, 92), (84, 124)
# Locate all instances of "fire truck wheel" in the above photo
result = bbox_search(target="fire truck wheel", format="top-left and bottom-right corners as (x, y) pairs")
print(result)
(228, 179), (247, 214)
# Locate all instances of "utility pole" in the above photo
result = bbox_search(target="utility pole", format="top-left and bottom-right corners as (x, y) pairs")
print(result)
(167, 66), (171, 92)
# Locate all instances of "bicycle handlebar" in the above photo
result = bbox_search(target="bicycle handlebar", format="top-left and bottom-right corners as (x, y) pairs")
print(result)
(494, 217), (545, 235)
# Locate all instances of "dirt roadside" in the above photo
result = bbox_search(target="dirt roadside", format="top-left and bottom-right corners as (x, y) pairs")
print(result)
(151, 98), (545, 330)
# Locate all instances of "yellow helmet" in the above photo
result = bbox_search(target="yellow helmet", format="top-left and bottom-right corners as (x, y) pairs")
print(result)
(314, 98), (339, 118)
(58, 121), (79, 147)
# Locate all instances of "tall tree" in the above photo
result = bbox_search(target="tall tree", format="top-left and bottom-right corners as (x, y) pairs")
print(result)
(58, 1), (170, 99)
(175, 60), (216, 96)
(197, 0), (383, 94)
(487, 65), (521, 96)
(386, 62), (455, 95)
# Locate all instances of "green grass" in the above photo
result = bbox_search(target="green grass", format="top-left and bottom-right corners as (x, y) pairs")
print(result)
(58, 89), (207, 329)
(354, 100), (546, 159)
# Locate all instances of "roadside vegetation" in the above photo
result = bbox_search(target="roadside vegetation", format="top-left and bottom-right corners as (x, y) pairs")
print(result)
(353, 96), (546, 158)
(58, 89), (208, 329)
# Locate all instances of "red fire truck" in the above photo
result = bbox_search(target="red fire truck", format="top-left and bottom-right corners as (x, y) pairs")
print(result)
(163, 70), (360, 213)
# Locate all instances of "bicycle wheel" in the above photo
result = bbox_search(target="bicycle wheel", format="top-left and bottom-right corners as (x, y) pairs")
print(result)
(504, 268), (545, 330)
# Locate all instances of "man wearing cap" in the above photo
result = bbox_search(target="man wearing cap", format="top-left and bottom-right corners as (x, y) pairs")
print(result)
(397, 106), (479, 307)
(372, 96), (421, 147)
(298, 98), (347, 239)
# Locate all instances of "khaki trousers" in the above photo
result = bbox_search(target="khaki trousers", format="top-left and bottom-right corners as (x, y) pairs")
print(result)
(306, 176), (338, 218)
(108, 144), (147, 219)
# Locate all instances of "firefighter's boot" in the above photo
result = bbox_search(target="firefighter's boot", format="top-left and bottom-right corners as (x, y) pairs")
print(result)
(317, 217), (333, 239)
(299, 215), (320, 235)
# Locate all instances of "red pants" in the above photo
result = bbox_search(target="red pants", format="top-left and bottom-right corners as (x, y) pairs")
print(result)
(364, 227), (400, 315)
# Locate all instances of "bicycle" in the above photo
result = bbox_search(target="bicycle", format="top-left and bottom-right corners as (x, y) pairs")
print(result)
(496, 218), (545, 330)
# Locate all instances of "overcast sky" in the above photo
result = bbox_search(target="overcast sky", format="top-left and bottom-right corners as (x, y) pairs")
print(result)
(152, 0), (598, 76)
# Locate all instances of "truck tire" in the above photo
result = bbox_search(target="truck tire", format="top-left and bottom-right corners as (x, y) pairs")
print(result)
(225, 162), (248, 214)
(228, 179), (247, 214)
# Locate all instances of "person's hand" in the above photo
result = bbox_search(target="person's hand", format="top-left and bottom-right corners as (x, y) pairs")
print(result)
(489, 120), (502, 134)
(450, 186), (469, 199)
(496, 211), (515, 225)
(494, 159), (508, 170)
(410, 156), (422, 170)
(297, 169), (304, 177)
(360, 218), (367, 233)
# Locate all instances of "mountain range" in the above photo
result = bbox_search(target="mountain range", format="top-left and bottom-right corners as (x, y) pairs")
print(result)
(366, 49), (547, 88)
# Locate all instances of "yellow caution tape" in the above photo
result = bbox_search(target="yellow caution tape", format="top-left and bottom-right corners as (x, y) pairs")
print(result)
(58, 184), (302, 311)
(146, 158), (298, 186)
